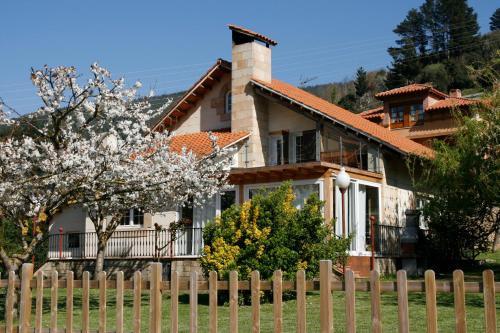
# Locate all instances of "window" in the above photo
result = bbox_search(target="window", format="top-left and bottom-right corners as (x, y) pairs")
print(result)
(360, 185), (380, 251)
(410, 104), (424, 124)
(268, 135), (284, 165)
(295, 134), (303, 163)
(68, 233), (80, 249)
(120, 208), (144, 226)
(180, 199), (194, 225)
(224, 91), (232, 114)
(220, 190), (236, 212)
(390, 106), (404, 126)
(292, 130), (316, 163)
(334, 181), (380, 253)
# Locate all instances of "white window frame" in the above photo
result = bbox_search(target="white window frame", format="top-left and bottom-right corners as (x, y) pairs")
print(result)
(215, 187), (240, 216)
(244, 179), (324, 206)
(118, 208), (144, 229)
(333, 177), (381, 256)
(268, 134), (284, 166)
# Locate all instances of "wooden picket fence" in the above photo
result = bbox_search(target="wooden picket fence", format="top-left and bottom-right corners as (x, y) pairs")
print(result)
(0, 260), (498, 333)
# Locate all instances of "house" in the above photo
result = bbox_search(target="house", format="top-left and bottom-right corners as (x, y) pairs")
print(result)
(360, 84), (479, 147)
(47, 25), (435, 277)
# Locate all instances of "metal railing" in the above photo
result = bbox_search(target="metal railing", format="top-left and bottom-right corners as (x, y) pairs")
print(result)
(47, 227), (204, 260)
(374, 224), (403, 257)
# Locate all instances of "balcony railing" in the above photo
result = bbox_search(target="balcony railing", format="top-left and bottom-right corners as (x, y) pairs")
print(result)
(373, 224), (403, 257)
(47, 227), (203, 260)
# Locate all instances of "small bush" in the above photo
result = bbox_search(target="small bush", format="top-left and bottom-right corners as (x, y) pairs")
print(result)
(201, 183), (351, 281)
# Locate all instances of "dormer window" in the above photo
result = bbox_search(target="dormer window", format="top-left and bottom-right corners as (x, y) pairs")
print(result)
(410, 104), (424, 124)
(390, 106), (404, 127)
(390, 103), (424, 128)
(224, 91), (232, 114)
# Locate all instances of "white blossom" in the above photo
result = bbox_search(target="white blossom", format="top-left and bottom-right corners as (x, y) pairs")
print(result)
(0, 64), (233, 272)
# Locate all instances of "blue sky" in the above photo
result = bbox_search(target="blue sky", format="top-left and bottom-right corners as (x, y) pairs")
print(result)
(0, 0), (497, 114)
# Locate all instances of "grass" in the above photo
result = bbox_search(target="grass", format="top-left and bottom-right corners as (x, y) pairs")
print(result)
(0, 287), (499, 332)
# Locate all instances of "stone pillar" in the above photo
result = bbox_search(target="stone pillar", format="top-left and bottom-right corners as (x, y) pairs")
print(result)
(231, 41), (271, 168)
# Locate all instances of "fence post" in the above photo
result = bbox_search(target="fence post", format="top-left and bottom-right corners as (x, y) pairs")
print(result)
(296, 269), (306, 333)
(273, 270), (283, 333)
(320, 260), (333, 333)
(35, 270), (44, 333)
(345, 269), (356, 333)
(149, 263), (162, 333)
(82, 271), (90, 333)
(50, 270), (58, 333)
(99, 271), (107, 333)
(190, 271), (198, 333)
(397, 270), (409, 333)
(209, 271), (218, 333)
(482, 269), (496, 333)
(425, 270), (438, 333)
(66, 271), (74, 333)
(134, 271), (143, 333)
(116, 271), (124, 333)
(5, 271), (16, 333)
(370, 270), (382, 333)
(453, 270), (467, 333)
(170, 270), (179, 333)
(229, 271), (238, 333)
(19, 263), (34, 333)
(251, 270), (260, 333)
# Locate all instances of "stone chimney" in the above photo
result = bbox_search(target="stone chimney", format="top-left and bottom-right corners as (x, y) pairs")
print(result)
(449, 89), (462, 98)
(229, 25), (276, 167)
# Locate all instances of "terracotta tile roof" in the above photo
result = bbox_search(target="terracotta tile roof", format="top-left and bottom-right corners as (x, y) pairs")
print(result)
(408, 127), (457, 139)
(425, 97), (479, 111)
(359, 106), (384, 119)
(251, 79), (433, 158)
(169, 131), (249, 157)
(228, 24), (278, 46)
(375, 83), (448, 99)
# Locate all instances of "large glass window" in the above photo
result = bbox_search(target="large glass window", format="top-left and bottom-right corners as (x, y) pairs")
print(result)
(291, 130), (316, 163)
(220, 190), (236, 212)
(390, 106), (404, 126)
(120, 208), (144, 226)
(359, 185), (380, 251)
(334, 181), (380, 253)
(410, 104), (424, 124)
(248, 183), (320, 209)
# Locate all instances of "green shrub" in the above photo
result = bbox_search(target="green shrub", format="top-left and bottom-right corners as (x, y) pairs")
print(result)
(201, 183), (351, 281)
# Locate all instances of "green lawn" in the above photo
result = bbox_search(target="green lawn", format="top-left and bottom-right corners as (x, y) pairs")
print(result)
(1, 287), (499, 332)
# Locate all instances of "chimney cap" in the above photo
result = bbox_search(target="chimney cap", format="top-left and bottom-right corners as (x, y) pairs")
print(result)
(228, 24), (278, 46)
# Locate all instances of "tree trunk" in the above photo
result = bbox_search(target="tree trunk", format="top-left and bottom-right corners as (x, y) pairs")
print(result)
(94, 238), (107, 278)
(0, 247), (21, 274)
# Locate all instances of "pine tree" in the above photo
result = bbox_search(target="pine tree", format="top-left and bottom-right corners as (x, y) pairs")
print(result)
(491, 8), (500, 31)
(386, 0), (480, 88)
(354, 67), (368, 97)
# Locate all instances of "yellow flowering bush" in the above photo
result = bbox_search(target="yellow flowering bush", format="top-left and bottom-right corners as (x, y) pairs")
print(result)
(201, 182), (350, 281)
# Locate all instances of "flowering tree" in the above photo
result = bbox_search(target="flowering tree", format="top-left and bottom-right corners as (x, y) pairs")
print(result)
(0, 64), (233, 275)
